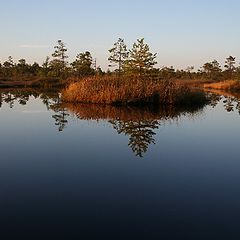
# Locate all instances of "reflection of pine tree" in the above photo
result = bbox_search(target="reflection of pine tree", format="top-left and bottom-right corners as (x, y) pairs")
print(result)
(16, 92), (30, 105)
(4, 93), (15, 108)
(0, 92), (2, 108)
(40, 93), (60, 110)
(208, 93), (222, 108)
(223, 97), (235, 112)
(52, 106), (69, 132)
(110, 120), (159, 157)
(236, 101), (240, 115)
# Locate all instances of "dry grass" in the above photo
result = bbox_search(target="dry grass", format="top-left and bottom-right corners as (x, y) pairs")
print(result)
(62, 76), (192, 106)
(204, 80), (240, 91)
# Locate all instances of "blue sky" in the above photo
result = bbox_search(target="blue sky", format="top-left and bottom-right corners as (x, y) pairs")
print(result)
(1, 0), (240, 70)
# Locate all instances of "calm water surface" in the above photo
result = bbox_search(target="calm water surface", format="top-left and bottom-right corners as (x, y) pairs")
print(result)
(0, 90), (240, 239)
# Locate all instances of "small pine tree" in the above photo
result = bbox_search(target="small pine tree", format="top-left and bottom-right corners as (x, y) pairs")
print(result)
(125, 38), (157, 77)
(71, 51), (95, 77)
(51, 40), (68, 77)
(108, 38), (129, 73)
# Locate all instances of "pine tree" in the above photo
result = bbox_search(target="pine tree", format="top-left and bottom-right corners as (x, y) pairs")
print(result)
(108, 38), (129, 73)
(51, 40), (68, 77)
(125, 38), (157, 77)
(71, 51), (94, 77)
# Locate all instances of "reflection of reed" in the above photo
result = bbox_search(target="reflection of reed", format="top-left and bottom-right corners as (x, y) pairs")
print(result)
(205, 89), (240, 99)
(63, 103), (201, 121)
(64, 103), (160, 120)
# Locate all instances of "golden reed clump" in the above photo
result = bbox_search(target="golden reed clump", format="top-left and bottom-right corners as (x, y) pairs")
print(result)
(204, 80), (240, 91)
(62, 76), (191, 106)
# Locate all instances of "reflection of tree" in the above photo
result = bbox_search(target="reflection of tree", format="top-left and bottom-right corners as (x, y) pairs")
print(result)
(39, 92), (70, 132)
(208, 93), (222, 108)
(206, 92), (240, 114)
(52, 106), (69, 132)
(40, 92), (60, 110)
(236, 101), (240, 115)
(1, 90), (36, 108)
(0, 89), (71, 132)
(4, 93), (15, 108)
(110, 120), (159, 157)
(0, 92), (2, 108)
(223, 97), (235, 112)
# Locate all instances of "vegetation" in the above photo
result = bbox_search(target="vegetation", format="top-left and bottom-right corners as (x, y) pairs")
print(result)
(123, 38), (157, 77)
(62, 75), (207, 106)
(1, 38), (240, 106)
(204, 80), (240, 92)
(71, 51), (95, 78)
(1, 38), (240, 84)
(108, 38), (129, 73)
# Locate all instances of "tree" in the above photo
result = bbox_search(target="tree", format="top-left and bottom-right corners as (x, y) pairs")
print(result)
(2, 56), (15, 77)
(224, 56), (236, 78)
(16, 59), (28, 75)
(52, 40), (68, 77)
(29, 62), (40, 76)
(202, 60), (222, 80)
(49, 59), (65, 77)
(202, 60), (221, 73)
(125, 38), (157, 77)
(41, 56), (50, 77)
(52, 40), (68, 64)
(71, 51), (94, 77)
(3, 56), (14, 68)
(108, 38), (129, 73)
(237, 66), (240, 81)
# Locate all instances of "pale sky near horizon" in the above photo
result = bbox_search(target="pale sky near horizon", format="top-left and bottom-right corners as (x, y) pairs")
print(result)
(1, 0), (240, 70)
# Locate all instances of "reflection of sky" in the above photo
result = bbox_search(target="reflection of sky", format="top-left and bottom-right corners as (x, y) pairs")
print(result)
(1, 95), (240, 238)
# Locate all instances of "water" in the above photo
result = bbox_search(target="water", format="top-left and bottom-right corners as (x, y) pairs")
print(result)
(0, 90), (240, 239)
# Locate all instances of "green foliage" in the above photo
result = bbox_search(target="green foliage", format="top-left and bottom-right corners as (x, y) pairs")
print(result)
(49, 59), (66, 78)
(0, 39), (240, 84)
(41, 56), (51, 77)
(237, 67), (240, 81)
(52, 40), (68, 64)
(1, 56), (15, 77)
(108, 38), (129, 73)
(51, 40), (68, 77)
(202, 60), (222, 80)
(71, 51), (94, 77)
(29, 62), (41, 76)
(124, 38), (157, 77)
(224, 56), (236, 79)
(224, 56), (236, 71)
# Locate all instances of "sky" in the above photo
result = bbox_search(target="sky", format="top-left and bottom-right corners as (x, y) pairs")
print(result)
(1, 0), (240, 70)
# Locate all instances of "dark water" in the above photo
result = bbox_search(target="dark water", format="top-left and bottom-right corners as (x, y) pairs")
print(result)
(0, 90), (240, 239)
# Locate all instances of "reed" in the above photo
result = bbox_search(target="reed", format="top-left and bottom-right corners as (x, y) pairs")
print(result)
(204, 80), (240, 91)
(62, 76), (196, 106)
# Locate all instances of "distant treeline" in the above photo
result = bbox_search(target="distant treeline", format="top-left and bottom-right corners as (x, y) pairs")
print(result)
(0, 38), (239, 81)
